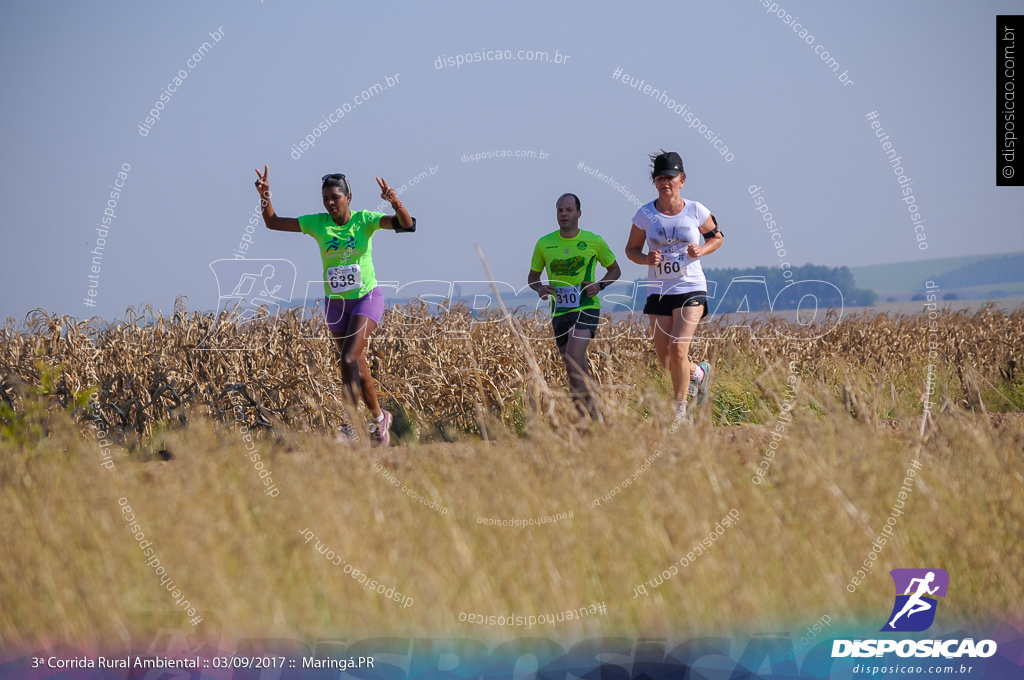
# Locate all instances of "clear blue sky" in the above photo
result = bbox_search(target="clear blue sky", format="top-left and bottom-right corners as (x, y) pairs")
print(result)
(2, 0), (1021, 322)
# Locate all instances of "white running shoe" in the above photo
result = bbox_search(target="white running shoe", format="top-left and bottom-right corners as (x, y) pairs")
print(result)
(694, 361), (711, 404)
(369, 409), (393, 448)
(687, 362), (706, 400)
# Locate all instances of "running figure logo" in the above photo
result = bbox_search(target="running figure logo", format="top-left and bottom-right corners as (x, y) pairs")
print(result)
(881, 568), (949, 632)
(200, 258), (297, 349)
(229, 263), (284, 299)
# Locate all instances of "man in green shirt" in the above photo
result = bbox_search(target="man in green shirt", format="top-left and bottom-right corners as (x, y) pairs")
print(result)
(528, 193), (621, 419)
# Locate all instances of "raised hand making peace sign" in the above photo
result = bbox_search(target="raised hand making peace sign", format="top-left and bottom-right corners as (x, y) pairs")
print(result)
(376, 177), (398, 205)
(375, 177), (416, 233)
(254, 165), (271, 202)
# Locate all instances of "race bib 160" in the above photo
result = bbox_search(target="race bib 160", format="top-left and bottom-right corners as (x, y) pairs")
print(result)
(653, 251), (698, 279)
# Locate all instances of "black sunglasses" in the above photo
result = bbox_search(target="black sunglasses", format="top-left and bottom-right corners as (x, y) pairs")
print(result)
(321, 173), (347, 182)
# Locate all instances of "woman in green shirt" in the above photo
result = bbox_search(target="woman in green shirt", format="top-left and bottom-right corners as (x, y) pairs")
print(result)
(254, 166), (416, 446)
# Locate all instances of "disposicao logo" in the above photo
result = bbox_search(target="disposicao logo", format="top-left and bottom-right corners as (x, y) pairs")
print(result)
(882, 568), (948, 632)
(832, 568), (998, 659)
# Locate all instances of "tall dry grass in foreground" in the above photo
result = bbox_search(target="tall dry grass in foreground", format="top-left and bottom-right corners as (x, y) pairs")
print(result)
(0, 304), (1022, 650)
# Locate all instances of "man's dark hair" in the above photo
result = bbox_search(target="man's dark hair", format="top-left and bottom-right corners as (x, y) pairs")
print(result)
(557, 193), (581, 211)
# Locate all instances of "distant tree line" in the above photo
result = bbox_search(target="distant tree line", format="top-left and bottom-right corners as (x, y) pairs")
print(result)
(448, 264), (879, 315)
(929, 254), (1024, 290)
(625, 264), (876, 312)
(705, 264), (875, 311)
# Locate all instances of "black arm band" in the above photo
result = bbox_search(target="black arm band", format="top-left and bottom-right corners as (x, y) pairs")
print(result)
(704, 215), (721, 239)
(392, 216), (416, 233)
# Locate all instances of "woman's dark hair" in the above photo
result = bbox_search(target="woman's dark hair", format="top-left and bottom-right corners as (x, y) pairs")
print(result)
(322, 173), (351, 195)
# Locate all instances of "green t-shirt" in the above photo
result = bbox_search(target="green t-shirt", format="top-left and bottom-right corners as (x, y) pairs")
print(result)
(529, 229), (617, 316)
(298, 211), (384, 299)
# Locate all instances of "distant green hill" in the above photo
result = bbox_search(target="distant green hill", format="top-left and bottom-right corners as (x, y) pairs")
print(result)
(933, 253), (1024, 289)
(850, 252), (1024, 298)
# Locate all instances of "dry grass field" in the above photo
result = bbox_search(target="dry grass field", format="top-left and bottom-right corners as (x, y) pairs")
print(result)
(1, 302), (1022, 651)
